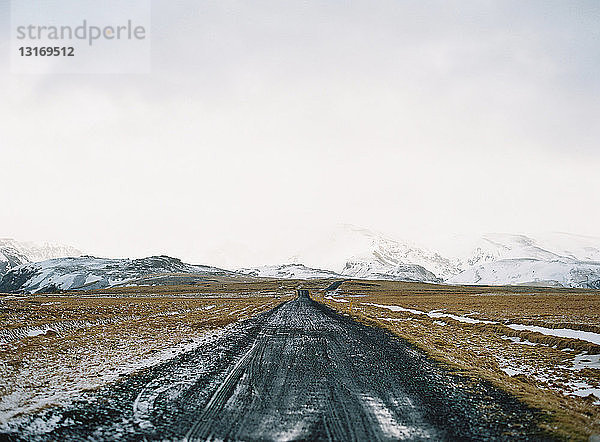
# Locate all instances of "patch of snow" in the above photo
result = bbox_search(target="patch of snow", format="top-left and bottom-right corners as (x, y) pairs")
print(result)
(0, 320), (107, 345)
(564, 381), (600, 404)
(84, 275), (102, 285)
(324, 296), (349, 303)
(363, 303), (425, 315)
(505, 324), (600, 346)
(495, 356), (529, 377)
(501, 336), (538, 346)
(363, 303), (495, 324)
(501, 367), (524, 377)
(364, 303), (600, 350)
(271, 419), (309, 442)
(566, 353), (600, 371)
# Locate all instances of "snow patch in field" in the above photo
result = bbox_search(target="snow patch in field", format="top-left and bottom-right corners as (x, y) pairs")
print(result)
(363, 303), (495, 324)
(565, 382), (600, 404)
(364, 303), (424, 315)
(500, 367), (524, 377)
(567, 353), (600, 371)
(324, 296), (349, 303)
(505, 324), (600, 346)
(427, 311), (495, 325)
(0, 320), (105, 344)
(495, 357), (529, 377)
(501, 336), (538, 346)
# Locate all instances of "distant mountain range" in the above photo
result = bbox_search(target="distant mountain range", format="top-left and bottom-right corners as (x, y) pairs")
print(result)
(238, 264), (342, 279)
(2, 228), (600, 293)
(238, 226), (600, 289)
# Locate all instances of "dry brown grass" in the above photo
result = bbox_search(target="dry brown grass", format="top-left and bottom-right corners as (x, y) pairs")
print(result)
(0, 290), (292, 421)
(317, 280), (600, 441)
(71, 275), (334, 298)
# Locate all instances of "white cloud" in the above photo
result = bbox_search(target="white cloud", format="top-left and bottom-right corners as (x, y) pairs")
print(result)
(0, 0), (598, 267)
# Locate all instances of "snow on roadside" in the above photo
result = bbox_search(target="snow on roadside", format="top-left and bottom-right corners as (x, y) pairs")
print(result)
(567, 383), (600, 405)
(0, 324), (235, 427)
(493, 357), (600, 405)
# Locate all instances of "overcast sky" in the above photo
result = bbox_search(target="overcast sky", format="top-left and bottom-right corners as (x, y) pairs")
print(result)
(0, 0), (599, 267)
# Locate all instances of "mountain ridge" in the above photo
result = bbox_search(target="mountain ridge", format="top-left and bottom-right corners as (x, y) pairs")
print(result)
(0, 255), (235, 294)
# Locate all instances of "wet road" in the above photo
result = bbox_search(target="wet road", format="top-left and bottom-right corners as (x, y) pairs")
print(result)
(3, 291), (545, 441)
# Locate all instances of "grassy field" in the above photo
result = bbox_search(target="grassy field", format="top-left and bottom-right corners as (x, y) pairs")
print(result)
(3, 276), (599, 439)
(316, 280), (600, 440)
(0, 279), (295, 423)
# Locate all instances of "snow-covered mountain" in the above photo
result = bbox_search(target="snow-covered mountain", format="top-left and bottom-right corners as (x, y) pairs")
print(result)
(237, 260), (440, 283)
(0, 246), (28, 278)
(451, 232), (600, 267)
(447, 258), (600, 289)
(341, 259), (440, 283)
(287, 224), (459, 281)
(0, 255), (235, 294)
(237, 225), (447, 283)
(276, 226), (600, 288)
(238, 264), (342, 279)
(0, 238), (82, 277)
(442, 232), (600, 288)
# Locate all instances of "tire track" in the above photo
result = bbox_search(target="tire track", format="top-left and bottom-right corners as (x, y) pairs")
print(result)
(184, 338), (264, 441)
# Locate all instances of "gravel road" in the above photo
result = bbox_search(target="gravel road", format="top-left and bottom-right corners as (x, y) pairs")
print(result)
(2, 290), (547, 441)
